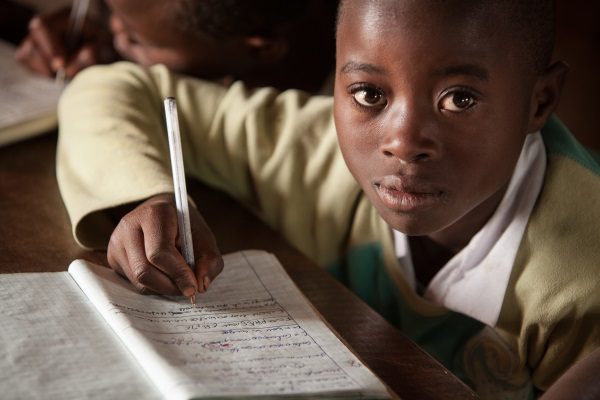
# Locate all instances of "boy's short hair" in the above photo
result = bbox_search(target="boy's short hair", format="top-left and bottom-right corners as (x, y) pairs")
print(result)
(505, 0), (556, 73)
(176, 0), (327, 39)
(336, 0), (555, 73)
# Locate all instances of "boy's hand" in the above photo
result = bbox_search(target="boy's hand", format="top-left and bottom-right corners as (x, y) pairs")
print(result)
(107, 193), (224, 297)
(15, 7), (115, 79)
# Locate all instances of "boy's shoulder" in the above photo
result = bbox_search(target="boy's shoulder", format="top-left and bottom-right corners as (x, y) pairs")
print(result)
(503, 115), (600, 325)
(536, 116), (600, 266)
(542, 115), (600, 175)
(496, 117), (600, 389)
(535, 116), (600, 268)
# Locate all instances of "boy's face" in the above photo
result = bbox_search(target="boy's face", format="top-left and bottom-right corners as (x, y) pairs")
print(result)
(105, 0), (242, 79)
(334, 0), (539, 249)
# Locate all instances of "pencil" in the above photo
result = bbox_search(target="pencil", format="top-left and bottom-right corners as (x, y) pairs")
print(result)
(56, 0), (90, 83)
(164, 97), (196, 306)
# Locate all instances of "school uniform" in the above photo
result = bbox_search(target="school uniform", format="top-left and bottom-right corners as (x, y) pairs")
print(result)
(58, 62), (600, 399)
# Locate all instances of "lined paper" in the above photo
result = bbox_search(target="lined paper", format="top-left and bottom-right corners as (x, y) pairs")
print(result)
(0, 271), (160, 400)
(0, 39), (63, 146)
(69, 250), (389, 400)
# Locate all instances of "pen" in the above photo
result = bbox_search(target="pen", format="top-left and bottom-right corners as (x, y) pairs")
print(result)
(164, 97), (196, 306)
(56, 0), (91, 83)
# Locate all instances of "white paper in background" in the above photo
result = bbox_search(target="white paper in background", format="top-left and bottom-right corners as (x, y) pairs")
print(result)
(0, 39), (64, 146)
(0, 271), (161, 400)
(69, 250), (390, 400)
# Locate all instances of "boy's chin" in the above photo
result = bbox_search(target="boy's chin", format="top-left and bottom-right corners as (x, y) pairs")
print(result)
(372, 202), (434, 234)
(383, 214), (437, 236)
(368, 189), (451, 236)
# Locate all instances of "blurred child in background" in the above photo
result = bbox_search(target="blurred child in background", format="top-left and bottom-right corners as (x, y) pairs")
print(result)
(16, 0), (337, 93)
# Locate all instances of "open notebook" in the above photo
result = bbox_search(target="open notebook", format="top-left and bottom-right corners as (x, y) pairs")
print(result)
(0, 250), (389, 400)
(0, 39), (64, 147)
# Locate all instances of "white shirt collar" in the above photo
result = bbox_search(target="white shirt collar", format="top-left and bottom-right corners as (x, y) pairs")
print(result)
(393, 132), (546, 326)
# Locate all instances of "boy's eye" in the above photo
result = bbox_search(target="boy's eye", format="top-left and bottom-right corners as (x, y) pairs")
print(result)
(350, 86), (387, 109)
(439, 90), (477, 112)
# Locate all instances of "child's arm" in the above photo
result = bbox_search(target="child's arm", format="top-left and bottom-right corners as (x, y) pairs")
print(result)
(57, 61), (358, 294)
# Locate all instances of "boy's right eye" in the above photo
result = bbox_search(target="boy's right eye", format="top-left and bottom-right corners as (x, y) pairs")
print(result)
(349, 85), (387, 109)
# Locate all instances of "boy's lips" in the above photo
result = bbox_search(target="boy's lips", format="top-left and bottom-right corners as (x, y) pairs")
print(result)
(372, 175), (445, 212)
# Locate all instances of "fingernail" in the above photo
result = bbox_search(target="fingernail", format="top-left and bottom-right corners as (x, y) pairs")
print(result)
(197, 280), (206, 293)
(183, 287), (195, 297)
(51, 58), (63, 70)
(79, 50), (91, 63)
(29, 18), (40, 28)
(203, 276), (211, 291)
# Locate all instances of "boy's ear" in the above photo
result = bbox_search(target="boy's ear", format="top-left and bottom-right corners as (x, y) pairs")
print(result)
(242, 35), (289, 64)
(527, 61), (569, 133)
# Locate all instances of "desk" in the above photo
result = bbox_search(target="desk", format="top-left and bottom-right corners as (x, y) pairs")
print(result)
(0, 133), (478, 399)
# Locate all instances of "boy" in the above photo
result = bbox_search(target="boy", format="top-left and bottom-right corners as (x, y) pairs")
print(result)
(57, 0), (600, 398)
(16, 0), (336, 92)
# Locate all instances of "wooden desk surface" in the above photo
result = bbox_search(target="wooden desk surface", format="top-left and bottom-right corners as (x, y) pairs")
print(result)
(0, 133), (478, 399)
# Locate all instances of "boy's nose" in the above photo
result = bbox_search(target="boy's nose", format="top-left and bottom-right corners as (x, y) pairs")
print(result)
(379, 105), (440, 164)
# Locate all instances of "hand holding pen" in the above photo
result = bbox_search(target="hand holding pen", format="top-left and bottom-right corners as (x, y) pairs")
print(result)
(107, 194), (223, 299)
(55, 0), (91, 82)
(15, 0), (116, 81)
(105, 99), (223, 301)
(164, 96), (198, 305)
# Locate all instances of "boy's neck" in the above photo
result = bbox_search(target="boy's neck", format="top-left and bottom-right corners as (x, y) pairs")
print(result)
(428, 182), (509, 252)
(408, 236), (455, 289)
(409, 182), (510, 288)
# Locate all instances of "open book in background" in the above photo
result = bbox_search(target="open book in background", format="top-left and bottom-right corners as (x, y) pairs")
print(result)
(0, 250), (390, 400)
(0, 39), (64, 147)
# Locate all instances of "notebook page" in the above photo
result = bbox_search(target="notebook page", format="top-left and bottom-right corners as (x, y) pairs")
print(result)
(0, 39), (63, 146)
(68, 250), (390, 400)
(0, 271), (160, 400)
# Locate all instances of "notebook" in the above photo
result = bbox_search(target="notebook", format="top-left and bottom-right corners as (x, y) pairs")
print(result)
(0, 39), (64, 147)
(0, 250), (390, 399)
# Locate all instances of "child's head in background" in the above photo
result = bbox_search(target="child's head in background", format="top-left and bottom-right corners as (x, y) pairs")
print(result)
(333, 0), (567, 252)
(106, 0), (337, 91)
(17, 0), (337, 92)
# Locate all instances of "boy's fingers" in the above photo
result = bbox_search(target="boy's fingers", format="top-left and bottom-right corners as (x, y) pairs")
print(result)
(122, 223), (181, 296)
(195, 253), (224, 292)
(28, 17), (66, 69)
(15, 38), (54, 77)
(141, 215), (198, 298)
(15, 37), (32, 61)
(125, 248), (181, 296)
(107, 239), (158, 295)
(106, 194), (223, 297)
(108, 210), (181, 296)
(65, 46), (96, 78)
(107, 234), (127, 275)
(190, 208), (224, 292)
(147, 250), (198, 298)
